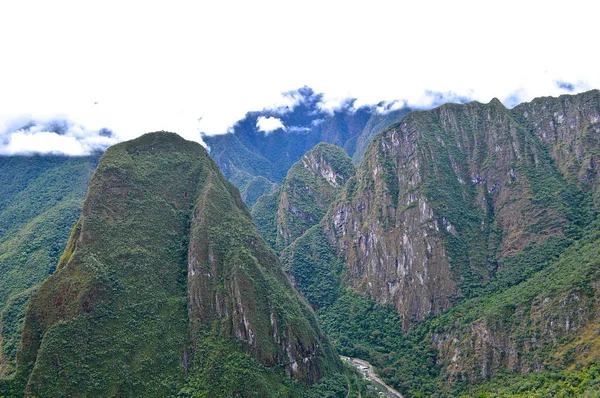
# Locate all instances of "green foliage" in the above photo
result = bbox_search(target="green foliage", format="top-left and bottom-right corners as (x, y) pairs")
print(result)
(250, 190), (280, 251)
(2, 132), (344, 396)
(0, 154), (98, 372)
(432, 215), (600, 333)
(229, 167), (278, 208)
(319, 289), (441, 397)
(460, 361), (600, 397)
(281, 227), (343, 309)
(275, 147), (352, 249)
(180, 332), (368, 398)
(179, 332), (298, 398)
(483, 235), (572, 294)
(309, 143), (356, 181)
(0, 287), (36, 374)
(253, 143), (355, 253)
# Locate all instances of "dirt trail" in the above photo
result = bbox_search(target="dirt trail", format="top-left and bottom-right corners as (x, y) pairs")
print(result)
(341, 356), (404, 398)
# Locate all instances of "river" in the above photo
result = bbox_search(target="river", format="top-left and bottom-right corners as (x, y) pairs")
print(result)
(341, 356), (404, 398)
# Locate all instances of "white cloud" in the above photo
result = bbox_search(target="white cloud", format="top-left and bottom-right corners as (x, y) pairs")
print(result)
(375, 100), (409, 114)
(256, 116), (285, 134)
(0, 130), (114, 156)
(0, 0), (598, 154)
(0, 118), (117, 155)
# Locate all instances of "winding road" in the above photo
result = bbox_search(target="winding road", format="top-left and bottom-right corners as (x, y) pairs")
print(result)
(341, 356), (404, 398)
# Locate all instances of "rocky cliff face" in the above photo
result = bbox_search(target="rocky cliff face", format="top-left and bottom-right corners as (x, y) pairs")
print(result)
(515, 90), (600, 202)
(3, 132), (340, 397)
(321, 91), (598, 329)
(252, 143), (354, 253)
(271, 91), (600, 394)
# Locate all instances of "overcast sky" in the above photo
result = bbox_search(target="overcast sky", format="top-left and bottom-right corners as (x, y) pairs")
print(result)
(1, 0), (598, 155)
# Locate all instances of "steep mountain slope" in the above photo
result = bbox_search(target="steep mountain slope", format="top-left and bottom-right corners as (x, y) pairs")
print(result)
(204, 87), (411, 205)
(516, 91), (600, 203)
(252, 143), (355, 254)
(274, 90), (600, 395)
(322, 90), (597, 328)
(0, 155), (99, 375)
(228, 168), (279, 207)
(1, 132), (344, 397)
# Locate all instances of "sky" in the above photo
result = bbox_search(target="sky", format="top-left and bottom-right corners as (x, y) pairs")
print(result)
(0, 0), (598, 155)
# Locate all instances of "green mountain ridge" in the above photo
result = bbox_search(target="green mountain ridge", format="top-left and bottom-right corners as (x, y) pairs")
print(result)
(204, 94), (411, 206)
(0, 132), (351, 397)
(252, 143), (355, 254)
(0, 155), (99, 376)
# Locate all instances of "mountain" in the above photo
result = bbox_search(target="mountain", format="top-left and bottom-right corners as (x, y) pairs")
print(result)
(1, 89), (599, 396)
(203, 87), (412, 206)
(0, 132), (350, 397)
(252, 143), (355, 254)
(271, 90), (600, 395)
(0, 155), (99, 376)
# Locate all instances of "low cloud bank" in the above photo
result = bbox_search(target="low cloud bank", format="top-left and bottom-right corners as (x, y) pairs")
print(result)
(1, 82), (592, 156)
(0, 117), (117, 156)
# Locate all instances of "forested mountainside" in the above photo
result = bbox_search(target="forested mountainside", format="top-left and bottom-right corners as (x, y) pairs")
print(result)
(203, 87), (412, 206)
(0, 133), (367, 398)
(254, 89), (600, 396)
(252, 143), (355, 254)
(0, 155), (99, 376)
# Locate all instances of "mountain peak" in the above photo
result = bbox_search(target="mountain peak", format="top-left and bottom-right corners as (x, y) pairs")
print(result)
(6, 132), (341, 396)
(489, 97), (505, 107)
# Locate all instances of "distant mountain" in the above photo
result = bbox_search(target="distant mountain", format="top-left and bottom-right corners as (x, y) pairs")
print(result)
(203, 87), (412, 206)
(1, 132), (351, 397)
(265, 90), (600, 396)
(0, 154), (99, 376)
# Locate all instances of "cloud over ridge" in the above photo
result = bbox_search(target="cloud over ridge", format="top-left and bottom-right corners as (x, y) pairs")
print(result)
(0, 118), (117, 156)
(256, 116), (286, 134)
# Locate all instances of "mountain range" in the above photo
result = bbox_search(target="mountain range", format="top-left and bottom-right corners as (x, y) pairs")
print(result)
(1, 89), (600, 396)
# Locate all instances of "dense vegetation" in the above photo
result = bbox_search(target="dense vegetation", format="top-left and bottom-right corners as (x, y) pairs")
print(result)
(2, 90), (600, 396)
(0, 133), (352, 397)
(280, 185), (600, 397)
(280, 225), (441, 396)
(253, 143), (355, 253)
(0, 155), (98, 375)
